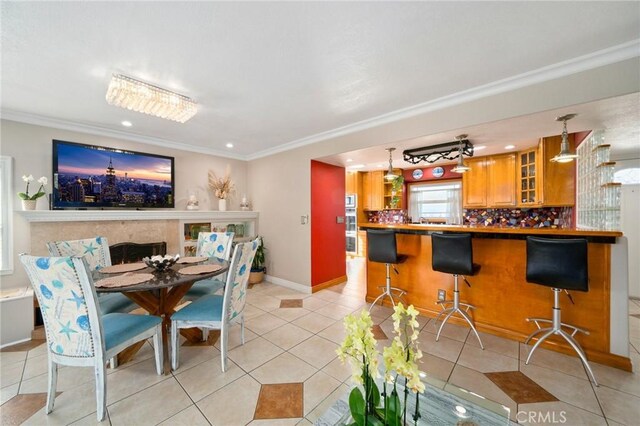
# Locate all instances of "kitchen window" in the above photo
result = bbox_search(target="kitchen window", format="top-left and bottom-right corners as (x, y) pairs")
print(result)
(408, 181), (462, 224)
(0, 156), (13, 274)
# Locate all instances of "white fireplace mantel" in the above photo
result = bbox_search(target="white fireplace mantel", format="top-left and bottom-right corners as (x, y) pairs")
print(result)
(17, 210), (259, 223)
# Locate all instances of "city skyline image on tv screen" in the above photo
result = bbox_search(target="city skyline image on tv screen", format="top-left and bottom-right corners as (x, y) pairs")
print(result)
(53, 140), (174, 208)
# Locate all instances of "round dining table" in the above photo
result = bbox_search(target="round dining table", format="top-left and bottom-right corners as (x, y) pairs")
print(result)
(93, 258), (229, 374)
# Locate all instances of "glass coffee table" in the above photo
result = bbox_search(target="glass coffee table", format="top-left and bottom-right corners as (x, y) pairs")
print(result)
(316, 374), (513, 425)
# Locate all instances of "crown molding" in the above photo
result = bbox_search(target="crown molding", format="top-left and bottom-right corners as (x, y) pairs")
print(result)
(246, 39), (640, 160)
(0, 110), (246, 161)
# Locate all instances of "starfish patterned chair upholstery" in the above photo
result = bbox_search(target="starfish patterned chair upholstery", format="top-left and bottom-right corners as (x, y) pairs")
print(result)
(20, 254), (163, 422)
(171, 237), (259, 372)
(46, 237), (135, 314)
(184, 232), (235, 300)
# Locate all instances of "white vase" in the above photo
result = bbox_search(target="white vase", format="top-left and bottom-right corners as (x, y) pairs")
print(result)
(22, 199), (37, 211)
(218, 199), (227, 212)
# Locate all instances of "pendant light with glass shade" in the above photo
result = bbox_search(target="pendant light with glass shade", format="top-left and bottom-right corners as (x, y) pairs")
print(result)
(550, 113), (578, 163)
(384, 148), (399, 180)
(451, 134), (471, 173)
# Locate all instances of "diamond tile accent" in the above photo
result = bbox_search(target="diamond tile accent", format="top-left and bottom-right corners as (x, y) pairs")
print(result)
(371, 324), (388, 340)
(0, 340), (45, 353)
(485, 371), (558, 404)
(253, 383), (304, 419)
(0, 392), (60, 425)
(280, 299), (303, 308)
(631, 314), (640, 319)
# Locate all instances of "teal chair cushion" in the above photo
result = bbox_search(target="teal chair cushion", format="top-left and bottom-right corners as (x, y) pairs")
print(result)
(98, 293), (136, 314)
(186, 279), (225, 299)
(172, 295), (224, 322)
(103, 313), (162, 351)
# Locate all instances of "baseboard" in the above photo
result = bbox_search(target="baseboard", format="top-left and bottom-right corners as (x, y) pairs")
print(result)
(312, 275), (347, 293)
(0, 337), (31, 350)
(265, 275), (312, 294)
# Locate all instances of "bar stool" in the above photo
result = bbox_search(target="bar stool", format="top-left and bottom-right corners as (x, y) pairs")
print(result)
(367, 229), (408, 311)
(524, 236), (598, 385)
(431, 233), (484, 349)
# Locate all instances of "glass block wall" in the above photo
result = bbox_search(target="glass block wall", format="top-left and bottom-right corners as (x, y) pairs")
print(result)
(576, 130), (621, 230)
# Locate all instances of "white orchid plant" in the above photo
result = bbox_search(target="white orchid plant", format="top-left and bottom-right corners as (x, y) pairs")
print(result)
(18, 175), (48, 200)
(337, 304), (425, 426)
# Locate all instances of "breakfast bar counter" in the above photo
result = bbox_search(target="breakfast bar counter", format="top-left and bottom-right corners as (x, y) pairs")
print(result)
(359, 223), (630, 370)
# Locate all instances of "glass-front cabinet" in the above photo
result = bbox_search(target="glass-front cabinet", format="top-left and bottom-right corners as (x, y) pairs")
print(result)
(518, 148), (539, 205)
(179, 213), (258, 256)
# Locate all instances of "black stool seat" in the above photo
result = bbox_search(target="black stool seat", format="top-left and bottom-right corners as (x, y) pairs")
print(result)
(431, 233), (478, 276)
(526, 237), (588, 291)
(367, 229), (407, 264)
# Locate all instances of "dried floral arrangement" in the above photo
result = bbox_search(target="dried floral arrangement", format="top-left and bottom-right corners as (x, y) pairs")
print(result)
(208, 166), (235, 200)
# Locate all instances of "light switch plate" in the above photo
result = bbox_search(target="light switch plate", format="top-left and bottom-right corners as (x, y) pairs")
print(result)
(336, 216), (345, 224)
(437, 289), (446, 301)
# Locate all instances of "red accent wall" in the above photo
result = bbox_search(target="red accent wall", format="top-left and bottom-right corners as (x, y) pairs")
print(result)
(311, 160), (346, 287)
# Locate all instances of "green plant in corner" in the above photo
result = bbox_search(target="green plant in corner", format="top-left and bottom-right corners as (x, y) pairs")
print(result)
(18, 175), (47, 200)
(251, 236), (266, 273)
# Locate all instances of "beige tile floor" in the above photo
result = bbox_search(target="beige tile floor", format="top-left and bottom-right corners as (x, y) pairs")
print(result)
(2, 264), (639, 425)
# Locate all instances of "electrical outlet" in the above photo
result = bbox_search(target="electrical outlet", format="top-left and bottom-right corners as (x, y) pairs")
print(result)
(437, 289), (446, 301)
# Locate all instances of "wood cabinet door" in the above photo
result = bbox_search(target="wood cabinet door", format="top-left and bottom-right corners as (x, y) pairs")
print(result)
(370, 170), (385, 210)
(517, 149), (540, 206)
(487, 153), (517, 207)
(540, 135), (576, 206)
(345, 171), (356, 194)
(361, 172), (371, 210)
(462, 157), (487, 208)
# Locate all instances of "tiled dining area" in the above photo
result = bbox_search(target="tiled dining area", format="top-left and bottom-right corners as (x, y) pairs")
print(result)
(1, 273), (638, 425)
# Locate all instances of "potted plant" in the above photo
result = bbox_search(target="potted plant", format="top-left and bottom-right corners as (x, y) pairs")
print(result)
(249, 236), (266, 284)
(208, 165), (235, 211)
(18, 175), (47, 210)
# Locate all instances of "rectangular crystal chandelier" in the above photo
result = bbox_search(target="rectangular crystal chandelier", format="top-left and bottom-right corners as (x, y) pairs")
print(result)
(105, 74), (197, 123)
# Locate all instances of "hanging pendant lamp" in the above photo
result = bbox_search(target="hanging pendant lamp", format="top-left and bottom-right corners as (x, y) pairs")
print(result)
(384, 148), (399, 180)
(550, 114), (578, 163)
(451, 134), (471, 173)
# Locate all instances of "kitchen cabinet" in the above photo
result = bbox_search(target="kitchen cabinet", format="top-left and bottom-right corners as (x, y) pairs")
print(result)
(383, 169), (404, 209)
(346, 171), (358, 195)
(518, 148), (540, 206)
(360, 170), (384, 211)
(487, 153), (517, 207)
(462, 157), (488, 208)
(538, 134), (576, 206)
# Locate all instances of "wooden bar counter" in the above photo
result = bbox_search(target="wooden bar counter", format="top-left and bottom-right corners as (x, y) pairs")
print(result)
(360, 223), (631, 371)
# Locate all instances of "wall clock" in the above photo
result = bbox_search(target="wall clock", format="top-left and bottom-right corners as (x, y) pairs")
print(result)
(412, 169), (423, 179)
(432, 167), (445, 178)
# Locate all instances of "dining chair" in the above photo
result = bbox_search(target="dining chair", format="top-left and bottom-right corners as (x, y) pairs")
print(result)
(171, 237), (259, 372)
(20, 254), (163, 422)
(184, 231), (235, 300)
(47, 237), (135, 314)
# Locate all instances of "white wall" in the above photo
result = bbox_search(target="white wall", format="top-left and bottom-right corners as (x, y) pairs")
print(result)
(0, 119), (249, 292)
(616, 158), (640, 298)
(248, 58), (640, 288)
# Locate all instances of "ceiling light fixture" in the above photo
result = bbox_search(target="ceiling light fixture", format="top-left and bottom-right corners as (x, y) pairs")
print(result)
(346, 158), (353, 163)
(106, 74), (197, 123)
(504, 145), (515, 150)
(384, 148), (399, 180)
(551, 113), (579, 163)
(225, 143), (234, 148)
(121, 120), (132, 127)
(474, 145), (486, 151)
(451, 134), (471, 173)
(347, 164), (365, 169)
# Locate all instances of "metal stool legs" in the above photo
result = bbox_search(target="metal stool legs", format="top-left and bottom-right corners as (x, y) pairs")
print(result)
(435, 274), (484, 349)
(524, 288), (598, 386)
(369, 263), (406, 312)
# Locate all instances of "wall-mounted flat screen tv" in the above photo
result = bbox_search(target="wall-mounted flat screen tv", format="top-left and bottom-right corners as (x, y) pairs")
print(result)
(52, 140), (175, 209)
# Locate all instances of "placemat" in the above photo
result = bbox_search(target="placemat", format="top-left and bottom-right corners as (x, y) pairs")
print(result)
(176, 256), (208, 264)
(95, 273), (155, 288)
(178, 264), (223, 275)
(99, 263), (147, 274)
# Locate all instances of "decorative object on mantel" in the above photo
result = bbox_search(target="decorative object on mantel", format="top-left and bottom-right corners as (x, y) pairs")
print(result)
(105, 74), (197, 123)
(186, 194), (200, 210)
(208, 165), (235, 212)
(142, 254), (180, 271)
(18, 174), (47, 210)
(336, 305), (425, 425)
(249, 236), (266, 284)
(240, 194), (251, 211)
(403, 137), (474, 164)
(550, 113), (579, 163)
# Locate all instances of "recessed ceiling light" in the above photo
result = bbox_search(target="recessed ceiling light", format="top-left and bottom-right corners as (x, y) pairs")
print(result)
(378, 164), (384, 167)
(121, 120), (132, 127)
(346, 158), (353, 162)
(225, 143), (234, 148)
(505, 145), (516, 150)
(347, 164), (365, 169)
(473, 145), (486, 151)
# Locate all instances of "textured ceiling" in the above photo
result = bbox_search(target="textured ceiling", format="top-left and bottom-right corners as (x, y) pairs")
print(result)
(1, 2), (639, 158)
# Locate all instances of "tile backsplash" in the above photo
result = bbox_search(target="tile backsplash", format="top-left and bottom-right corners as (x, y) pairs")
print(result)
(463, 207), (573, 228)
